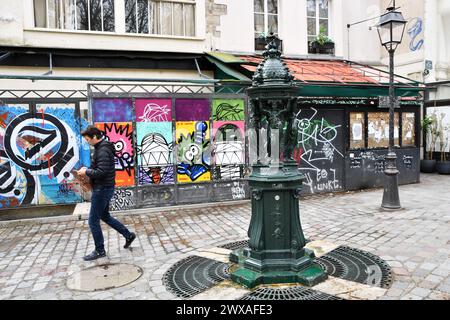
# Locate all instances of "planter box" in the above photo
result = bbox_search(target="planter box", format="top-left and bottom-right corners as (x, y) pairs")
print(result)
(309, 41), (335, 55)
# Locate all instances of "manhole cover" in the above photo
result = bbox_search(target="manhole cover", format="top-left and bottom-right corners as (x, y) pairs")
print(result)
(315, 246), (393, 288)
(163, 256), (229, 298)
(67, 263), (143, 292)
(240, 286), (343, 300)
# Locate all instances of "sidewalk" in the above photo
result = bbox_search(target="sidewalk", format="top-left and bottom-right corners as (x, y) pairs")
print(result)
(0, 173), (449, 300)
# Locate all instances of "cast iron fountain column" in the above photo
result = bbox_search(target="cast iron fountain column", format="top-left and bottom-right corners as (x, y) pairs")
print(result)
(229, 37), (327, 288)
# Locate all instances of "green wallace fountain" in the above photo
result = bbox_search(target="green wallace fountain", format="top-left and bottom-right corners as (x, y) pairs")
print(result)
(229, 36), (327, 288)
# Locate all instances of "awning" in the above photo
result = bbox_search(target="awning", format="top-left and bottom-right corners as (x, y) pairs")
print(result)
(204, 52), (251, 81)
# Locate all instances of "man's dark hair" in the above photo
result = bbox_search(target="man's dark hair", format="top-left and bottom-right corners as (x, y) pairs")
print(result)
(81, 125), (103, 139)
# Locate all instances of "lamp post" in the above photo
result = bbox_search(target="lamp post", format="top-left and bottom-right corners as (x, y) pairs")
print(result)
(376, 1), (406, 210)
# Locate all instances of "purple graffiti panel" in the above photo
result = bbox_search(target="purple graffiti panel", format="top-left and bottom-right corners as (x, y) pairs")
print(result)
(175, 99), (210, 121)
(93, 98), (133, 122)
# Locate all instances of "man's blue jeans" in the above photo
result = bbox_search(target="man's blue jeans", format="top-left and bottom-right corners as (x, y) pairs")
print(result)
(88, 186), (132, 253)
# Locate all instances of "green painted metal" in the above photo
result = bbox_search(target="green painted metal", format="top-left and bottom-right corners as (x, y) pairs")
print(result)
(296, 83), (422, 97)
(206, 56), (251, 81)
(229, 37), (327, 289)
(205, 51), (248, 64)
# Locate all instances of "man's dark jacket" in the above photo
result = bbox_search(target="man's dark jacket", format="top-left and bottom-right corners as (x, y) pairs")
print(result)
(86, 139), (116, 187)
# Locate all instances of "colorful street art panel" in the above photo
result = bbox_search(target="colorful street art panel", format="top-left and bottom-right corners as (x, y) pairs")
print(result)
(93, 98), (134, 123)
(95, 122), (135, 187)
(0, 103), (86, 207)
(135, 99), (172, 122)
(212, 121), (245, 165)
(33, 105), (84, 204)
(176, 121), (211, 183)
(175, 99), (210, 121)
(136, 122), (174, 185)
(212, 99), (245, 121)
(212, 121), (245, 180)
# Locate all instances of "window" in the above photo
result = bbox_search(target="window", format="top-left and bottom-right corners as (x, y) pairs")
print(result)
(349, 112), (365, 149)
(33, 0), (115, 32)
(307, 0), (329, 53)
(125, 0), (195, 36)
(402, 113), (416, 147)
(254, 0), (278, 43)
(367, 112), (399, 149)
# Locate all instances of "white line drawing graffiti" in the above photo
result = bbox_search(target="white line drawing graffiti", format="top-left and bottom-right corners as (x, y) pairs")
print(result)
(138, 103), (171, 122)
(295, 108), (343, 171)
(295, 108), (344, 194)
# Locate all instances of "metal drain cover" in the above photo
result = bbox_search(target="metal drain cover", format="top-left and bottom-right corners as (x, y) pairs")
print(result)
(67, 264), (143, 292)
(163, 256), (229, 298)
(315, 246), (393, 288)
(219, 240), (249, 250)
(240, 286), (343, 300)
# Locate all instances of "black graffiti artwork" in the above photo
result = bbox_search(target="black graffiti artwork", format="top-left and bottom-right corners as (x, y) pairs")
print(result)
(0, 150), (35, 206)
(213, 103), (243, 121)
(4, 112), (70, 172)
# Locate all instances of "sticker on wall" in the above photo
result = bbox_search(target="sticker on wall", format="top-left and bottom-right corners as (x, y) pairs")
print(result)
(135, 99), (172, 122)
(176, 121), (211, 183)
(93, 98), (134, 123)
(212, 99), (245, 121)
(136, 122), (174, 185)
(95, 122), (135, 187)
(175, 99), (210, 121)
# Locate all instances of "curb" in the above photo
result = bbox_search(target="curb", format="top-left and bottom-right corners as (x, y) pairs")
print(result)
(0, 199), (250, 228)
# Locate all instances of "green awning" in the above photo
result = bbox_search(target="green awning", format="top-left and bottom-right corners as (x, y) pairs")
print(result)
(205, 56), (251, 81)
(297, 84), (423, 98)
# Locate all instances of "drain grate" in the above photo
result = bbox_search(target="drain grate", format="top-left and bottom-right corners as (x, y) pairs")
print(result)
(315, 246), (393, 288)
(163, 256), (230, 298)
(240, 286), (343, 300)
(219, 239), (311, 251)
(219, 240), (249, 250)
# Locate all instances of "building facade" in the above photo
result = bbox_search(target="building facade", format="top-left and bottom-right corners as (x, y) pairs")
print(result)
(0, 0), (424, 216)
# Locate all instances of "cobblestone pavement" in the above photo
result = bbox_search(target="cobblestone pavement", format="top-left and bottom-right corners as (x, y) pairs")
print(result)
(0, 173), (449, 300)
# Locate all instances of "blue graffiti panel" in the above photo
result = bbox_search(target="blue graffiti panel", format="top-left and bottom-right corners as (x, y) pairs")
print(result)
(0, 104), (38, 208)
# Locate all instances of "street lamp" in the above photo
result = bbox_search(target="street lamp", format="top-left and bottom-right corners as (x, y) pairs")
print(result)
(376, 1), (406, 210)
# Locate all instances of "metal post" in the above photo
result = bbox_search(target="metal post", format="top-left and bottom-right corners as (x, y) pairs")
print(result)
(381, 49), (401, 209)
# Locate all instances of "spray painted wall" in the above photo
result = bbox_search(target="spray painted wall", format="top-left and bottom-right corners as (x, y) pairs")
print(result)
(0, 102), (90, 209)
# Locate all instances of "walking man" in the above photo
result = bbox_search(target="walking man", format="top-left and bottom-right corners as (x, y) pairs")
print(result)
(77, 125), (136, 261)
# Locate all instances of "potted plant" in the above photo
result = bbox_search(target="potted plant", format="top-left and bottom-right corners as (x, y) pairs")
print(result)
(420, 113), (438, 173)
(309, 26), (335, 55)
(435, 114), (450, 174)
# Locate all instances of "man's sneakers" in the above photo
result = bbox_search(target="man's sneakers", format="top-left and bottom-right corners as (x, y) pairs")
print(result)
(83, 250), (106, 261)
(124, 232), (136, 249)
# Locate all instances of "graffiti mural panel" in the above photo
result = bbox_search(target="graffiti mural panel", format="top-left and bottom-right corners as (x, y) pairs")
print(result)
(294, 108), (345, 194)
(34, 105), (82, 204)
(0, 104), (85, 206)
(212, 121), (245, 180)
(212, 99), (245, 121)
(93, 98), (134, 123)
(176, 121), (211, 183)
(0, 104), (38, 208)
(136, 122), (174, 185)
(175, 99), (210, 121)
(95, 122), (135, 187)
(136, 98), (172, 122)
